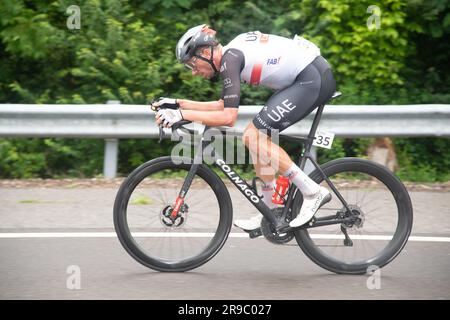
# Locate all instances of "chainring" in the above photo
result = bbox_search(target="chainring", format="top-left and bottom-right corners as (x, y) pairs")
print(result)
(260, 207), (294, 244)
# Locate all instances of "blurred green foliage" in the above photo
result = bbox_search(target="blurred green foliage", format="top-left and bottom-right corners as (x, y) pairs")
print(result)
(0, 0), (449, 181)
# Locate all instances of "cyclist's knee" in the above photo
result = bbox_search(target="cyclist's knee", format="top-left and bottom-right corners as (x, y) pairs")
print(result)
(242, 122), (258, 146)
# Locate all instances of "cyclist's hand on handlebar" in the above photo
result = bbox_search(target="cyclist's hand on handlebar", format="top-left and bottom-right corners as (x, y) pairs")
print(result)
(155, 108), (184, 128)
(150, 97), (180, 112)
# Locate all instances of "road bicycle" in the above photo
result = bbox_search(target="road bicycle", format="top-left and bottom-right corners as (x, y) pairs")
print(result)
(114, 91), (413, 274)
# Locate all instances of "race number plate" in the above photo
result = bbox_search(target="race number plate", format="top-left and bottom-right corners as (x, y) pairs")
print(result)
(313, 131), (335, 149)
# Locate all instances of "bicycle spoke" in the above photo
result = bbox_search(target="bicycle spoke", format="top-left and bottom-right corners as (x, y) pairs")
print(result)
(155, 187), (168, 205)
(358, 189), (376, 208)
(364, 219), (393, 234)
(356, 186), (360, 206)
(364, 205), (383, 215)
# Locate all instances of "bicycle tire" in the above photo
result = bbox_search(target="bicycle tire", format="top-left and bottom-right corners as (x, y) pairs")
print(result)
(114, 156), (233, 272)
(292, 157), (413, 274)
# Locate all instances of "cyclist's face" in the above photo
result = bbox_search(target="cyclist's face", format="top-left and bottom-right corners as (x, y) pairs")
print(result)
(186, 49), (215, 79)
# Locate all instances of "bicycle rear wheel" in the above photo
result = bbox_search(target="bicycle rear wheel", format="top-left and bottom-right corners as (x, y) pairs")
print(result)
(293, 157), (413, 274)
(114, 156), (233, 272)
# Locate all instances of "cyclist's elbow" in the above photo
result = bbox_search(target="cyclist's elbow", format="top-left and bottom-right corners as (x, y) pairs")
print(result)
(223, 108), (238, 127)
(217, 99), (225, 110)
(227, 119), (236, 127)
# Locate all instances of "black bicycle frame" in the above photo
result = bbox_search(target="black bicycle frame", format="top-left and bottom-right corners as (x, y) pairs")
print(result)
(172, 102), (353, 231)
(175, 127), (280, 227)
(282, 104), (353, 222)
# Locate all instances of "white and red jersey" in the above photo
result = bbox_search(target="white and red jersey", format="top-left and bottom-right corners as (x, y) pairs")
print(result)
(223, 31), (320, 90)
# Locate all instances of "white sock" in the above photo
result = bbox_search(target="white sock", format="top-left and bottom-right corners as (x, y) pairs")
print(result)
(261, 179), (276, 209)
(283, 163), (319, 197)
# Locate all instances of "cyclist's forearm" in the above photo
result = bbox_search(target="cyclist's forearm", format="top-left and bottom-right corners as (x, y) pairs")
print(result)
(178, 99), (224, 111)
(181, 109), (234, 127)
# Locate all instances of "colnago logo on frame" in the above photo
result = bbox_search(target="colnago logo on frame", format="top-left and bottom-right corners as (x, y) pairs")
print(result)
(215, 159), (260, 204)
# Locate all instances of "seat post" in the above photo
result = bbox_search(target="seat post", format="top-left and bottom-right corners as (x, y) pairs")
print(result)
(303, 91), (341, 156)
(308, 104), (325, 140)
(308, 91), (341, 139)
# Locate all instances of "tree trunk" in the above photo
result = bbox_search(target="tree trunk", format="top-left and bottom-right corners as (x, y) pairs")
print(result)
(367, 137), (398, 172)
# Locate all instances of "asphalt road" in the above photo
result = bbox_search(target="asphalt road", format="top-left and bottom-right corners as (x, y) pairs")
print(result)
(0, 186), (449, 300)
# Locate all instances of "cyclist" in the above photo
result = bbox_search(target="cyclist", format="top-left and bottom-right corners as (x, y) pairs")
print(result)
(154, 24), (336, 230)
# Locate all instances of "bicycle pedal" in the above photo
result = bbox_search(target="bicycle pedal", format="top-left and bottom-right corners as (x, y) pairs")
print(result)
(247, 228), (263, 239)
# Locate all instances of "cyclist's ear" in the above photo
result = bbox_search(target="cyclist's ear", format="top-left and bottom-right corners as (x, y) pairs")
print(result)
(204, 48), (211, 59)
(197, 47), (211, 59)
(201, 25), (216, 36)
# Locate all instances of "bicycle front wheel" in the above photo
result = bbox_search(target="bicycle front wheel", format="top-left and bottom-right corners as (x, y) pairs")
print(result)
(114, 156), (233, 272)
(293, 157), (413, 274)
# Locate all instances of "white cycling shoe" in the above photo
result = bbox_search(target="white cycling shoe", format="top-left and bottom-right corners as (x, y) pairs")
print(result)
(289, 186), (331, 227)
(233, 214), (262, 231)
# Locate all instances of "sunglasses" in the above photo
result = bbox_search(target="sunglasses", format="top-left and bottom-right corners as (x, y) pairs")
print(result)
(184, 56), (199, 70)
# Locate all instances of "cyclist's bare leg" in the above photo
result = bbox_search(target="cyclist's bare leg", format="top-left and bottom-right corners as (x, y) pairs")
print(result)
(243, 122), (294, 174)
(243, 122), (331, 228)
(234, 123), (289, 228)
(233, 134), (278, 229)
(243, 122), (321, 195)
(248, 148), (276, 182)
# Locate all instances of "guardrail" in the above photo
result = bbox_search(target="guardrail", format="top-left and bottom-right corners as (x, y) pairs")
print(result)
(1, 103), (449, 178)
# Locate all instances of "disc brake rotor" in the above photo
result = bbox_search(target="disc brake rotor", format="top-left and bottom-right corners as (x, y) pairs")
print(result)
(160, 203), (189, 228)
(338, 204), (365, 230)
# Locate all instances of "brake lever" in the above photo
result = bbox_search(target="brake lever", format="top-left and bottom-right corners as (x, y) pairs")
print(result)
(158, 121), (191, 144)
(158, 124), (165, 143)
(149, 99), (163, 143)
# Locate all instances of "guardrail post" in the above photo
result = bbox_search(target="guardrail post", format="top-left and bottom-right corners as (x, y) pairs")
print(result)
(103, 100), (121, 179)
(104, 139), (119, 179)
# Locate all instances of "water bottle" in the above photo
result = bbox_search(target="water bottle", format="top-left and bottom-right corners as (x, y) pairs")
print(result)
(272, 176), (290, 204)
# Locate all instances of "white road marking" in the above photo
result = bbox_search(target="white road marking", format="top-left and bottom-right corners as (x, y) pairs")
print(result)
(0, 232), (449, 242)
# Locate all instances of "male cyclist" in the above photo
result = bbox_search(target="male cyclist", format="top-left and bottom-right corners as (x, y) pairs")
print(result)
(154, 24), (336, 230)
